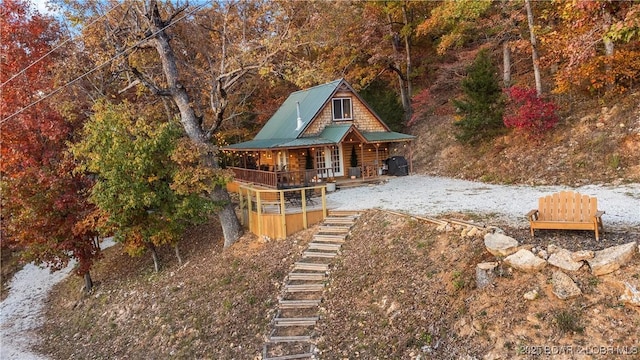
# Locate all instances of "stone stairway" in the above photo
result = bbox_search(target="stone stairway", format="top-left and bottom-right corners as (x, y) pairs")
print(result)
(262, 210), (360, 360)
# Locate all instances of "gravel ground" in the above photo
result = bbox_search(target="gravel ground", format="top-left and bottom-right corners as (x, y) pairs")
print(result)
(326, 175), (640, 230)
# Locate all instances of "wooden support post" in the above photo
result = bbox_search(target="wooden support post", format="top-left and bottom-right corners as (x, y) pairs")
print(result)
(238, 188), (245, 226)
(279, 190), (286, 237)
(301, 188), (308, 229)
(321, 187), (327, 219)
(256, 190), (262, 237)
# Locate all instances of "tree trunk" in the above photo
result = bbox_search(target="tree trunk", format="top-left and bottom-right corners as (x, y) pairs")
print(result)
(83, 271), (93, 294)
(603, 12), (615, 89)
(503, 41), (512, 87)
(402, 4), (414, 123)
(524, 0), (542, 97)
(144, 0), (242, 248)
(174, 243), (183, 266)
(387, 10), (413, 124)
(147, 242), (161, 272)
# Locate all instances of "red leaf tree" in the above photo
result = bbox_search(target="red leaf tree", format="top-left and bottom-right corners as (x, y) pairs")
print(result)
(503, 86), (559, 139)
(1, 0), (100, 291)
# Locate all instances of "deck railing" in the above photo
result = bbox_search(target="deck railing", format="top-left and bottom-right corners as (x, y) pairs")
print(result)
(229, 167), (335, 188)
(238, 184), (327, 239)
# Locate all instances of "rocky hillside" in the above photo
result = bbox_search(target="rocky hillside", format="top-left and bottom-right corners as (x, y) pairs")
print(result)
(409, 90), (640, 186)
(37, 209), (639, 359)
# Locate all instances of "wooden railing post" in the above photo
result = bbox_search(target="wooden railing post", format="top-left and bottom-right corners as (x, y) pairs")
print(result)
(321, 186), (327, 219)
(256, 190), (262, 237)
(279, 190), (286, 236)
(301, 188), (307, 229)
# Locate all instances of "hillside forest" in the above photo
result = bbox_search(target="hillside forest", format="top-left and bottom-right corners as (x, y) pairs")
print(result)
(1, 0), (639, 293)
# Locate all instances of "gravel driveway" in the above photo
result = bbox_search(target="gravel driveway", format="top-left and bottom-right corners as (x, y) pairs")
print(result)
(326, 175), (640, 230)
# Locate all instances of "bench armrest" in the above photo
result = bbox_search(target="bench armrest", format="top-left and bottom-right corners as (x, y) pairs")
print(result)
(526, 209), (539, 221)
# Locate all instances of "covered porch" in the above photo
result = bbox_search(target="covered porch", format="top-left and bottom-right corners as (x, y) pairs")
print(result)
(222, 137), (413, 189)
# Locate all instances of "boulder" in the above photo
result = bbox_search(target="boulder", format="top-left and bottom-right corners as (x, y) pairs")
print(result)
(504, 249), (547, 273)
(620, 282), (640, 307)
(548, 248), (584, 272)
(586, 242), (637, 276)
(475, 262), (499, 289)
(484, 233), (519, 257)
(552, 271), (582, 300)
(571, 250), (595, 262)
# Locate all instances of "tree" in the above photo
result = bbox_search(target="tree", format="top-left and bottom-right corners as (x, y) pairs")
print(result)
(524, 0), (543, 97)
(71, 100), (220, 272)
(61, 0), (349, 247)
(540, 1), (640, 96)
(416, 0), (493, 56)
(452, 50), (505, 144)
(0, 0), (100, 292)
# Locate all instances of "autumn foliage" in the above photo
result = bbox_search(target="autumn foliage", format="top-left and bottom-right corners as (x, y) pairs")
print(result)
(0, 0), (100, 279)
(503, 86), (559, 139)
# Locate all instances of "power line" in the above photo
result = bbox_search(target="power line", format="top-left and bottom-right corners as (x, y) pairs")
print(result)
(0, 2), (208, 126)
(0, 3), (122, 89)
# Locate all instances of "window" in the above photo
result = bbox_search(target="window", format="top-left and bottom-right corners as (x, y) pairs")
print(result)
(332, 98), (352, 121)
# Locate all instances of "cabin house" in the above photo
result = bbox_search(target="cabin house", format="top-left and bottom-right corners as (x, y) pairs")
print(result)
(223, 78), (415, 189)
(223, 79), (414, 239)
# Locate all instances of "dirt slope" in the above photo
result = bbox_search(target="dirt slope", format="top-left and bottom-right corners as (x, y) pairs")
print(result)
(37, 210), (639, 359)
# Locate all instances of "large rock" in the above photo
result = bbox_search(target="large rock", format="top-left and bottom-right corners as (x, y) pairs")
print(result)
(551, 271), (582, 300)
(586, 242), (637, 276)
(484, 233), (519, 257)
(548, 248), (584, 272)
(475, 262), (499, 289)
(620, 282), (640, 307)
(571, 250), (595, 262)
(504, 249), (547, 273)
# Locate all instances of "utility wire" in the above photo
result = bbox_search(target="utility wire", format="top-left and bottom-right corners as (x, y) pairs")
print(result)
(0, 3), (122, 89)
(0, 2), (208, 126)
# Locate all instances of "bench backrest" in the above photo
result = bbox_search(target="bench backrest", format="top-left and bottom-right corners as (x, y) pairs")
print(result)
(538, 191), (598, 222)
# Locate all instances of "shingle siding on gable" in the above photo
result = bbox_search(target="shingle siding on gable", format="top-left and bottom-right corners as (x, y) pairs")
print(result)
(302, 90), (386, 137)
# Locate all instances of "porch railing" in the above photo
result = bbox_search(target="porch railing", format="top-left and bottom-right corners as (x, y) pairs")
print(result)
(229, 168), (278, 187)
(229, 167), (335, 188)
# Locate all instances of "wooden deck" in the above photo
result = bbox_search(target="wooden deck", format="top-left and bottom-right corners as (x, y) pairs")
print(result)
(237, 184), (328, 239)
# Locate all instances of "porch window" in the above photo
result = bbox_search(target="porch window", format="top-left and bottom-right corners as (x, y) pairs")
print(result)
(332, 98), (352, 121)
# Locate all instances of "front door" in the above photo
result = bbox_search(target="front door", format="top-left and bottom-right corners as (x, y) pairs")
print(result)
(315, 146), (343, 178)
(276, 150), (288, 171)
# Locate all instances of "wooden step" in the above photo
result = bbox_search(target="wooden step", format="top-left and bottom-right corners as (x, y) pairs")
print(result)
(263, 353), (314, 360)
(328, 210), (361, 217)
(274, 317), (319, 327)
(308, 242), (341, 251)
(318, 225), (351, 233)
(284, 283), (324, 292)
(287, 273), (326, 281)
(268, 335), (312, 343)
(324, 216), (356, 223)
(279, 299), (321, 309)
(293, 262), (329, 271)
(313, 234), (346, 242)
(302, 251), (337, 259)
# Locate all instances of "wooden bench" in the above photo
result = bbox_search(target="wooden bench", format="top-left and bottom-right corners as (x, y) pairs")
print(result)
(526, 191), (605, 240)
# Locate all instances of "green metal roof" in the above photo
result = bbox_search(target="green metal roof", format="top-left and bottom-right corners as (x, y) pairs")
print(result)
(318, 124), (351, 143)
(254, 79), (342, 140)
(363, 131), (415, 142)
(224, 79), (414, 151)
